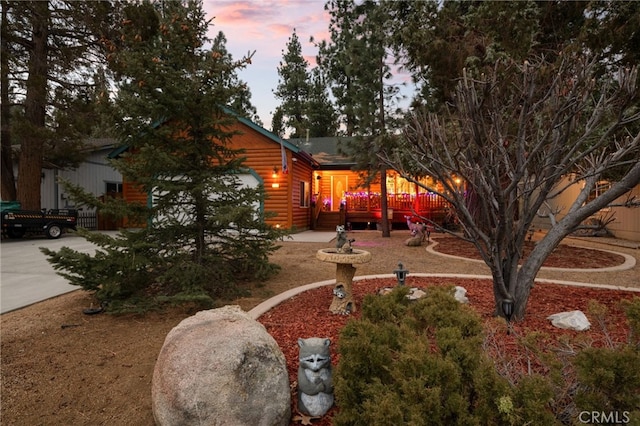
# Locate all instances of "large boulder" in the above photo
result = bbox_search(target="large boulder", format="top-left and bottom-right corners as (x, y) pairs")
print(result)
(152, 305), (291, 426)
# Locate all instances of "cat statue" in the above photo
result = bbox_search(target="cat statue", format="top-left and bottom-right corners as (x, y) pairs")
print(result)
(297, 337), (334, 417)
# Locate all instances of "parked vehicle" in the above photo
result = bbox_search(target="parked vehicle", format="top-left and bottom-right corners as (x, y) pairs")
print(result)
(1, 201), (77, 239)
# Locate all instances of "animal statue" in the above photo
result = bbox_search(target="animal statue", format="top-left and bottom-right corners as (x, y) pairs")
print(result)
(297, 338), (334, 417)
(405, 235), (423, 247)
(404, 215), (429, 242)
(335, 225), (355, 253)
(335, 225), (347, 250)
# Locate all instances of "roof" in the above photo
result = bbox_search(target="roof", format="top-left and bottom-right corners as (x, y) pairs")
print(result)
(107, 109), (317, 167)
(82, 138), (117, 151)
(287, 137), (356, 167)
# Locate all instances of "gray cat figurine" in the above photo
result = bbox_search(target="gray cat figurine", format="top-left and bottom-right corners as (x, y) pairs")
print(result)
(297, 337), (334, 417)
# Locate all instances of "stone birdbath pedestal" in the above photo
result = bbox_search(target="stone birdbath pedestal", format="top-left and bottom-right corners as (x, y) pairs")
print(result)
(316, 247), (371, 315)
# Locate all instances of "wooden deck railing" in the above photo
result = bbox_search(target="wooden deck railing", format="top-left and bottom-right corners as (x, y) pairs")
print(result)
(343, 192), (446, 213)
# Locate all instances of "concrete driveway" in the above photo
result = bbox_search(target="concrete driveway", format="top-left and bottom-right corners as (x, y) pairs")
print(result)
(0, 230), (335, 314)
(0, 232), (117, 314)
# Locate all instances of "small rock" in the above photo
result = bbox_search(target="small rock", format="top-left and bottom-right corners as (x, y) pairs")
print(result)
(454, 286), (469, 304)
(407, 288), (427, 300)
(547, 310), (591, 331)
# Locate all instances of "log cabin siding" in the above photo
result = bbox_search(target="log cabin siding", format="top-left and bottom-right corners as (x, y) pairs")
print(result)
(115, 117), (316, 230)
(209, 119), (317, 230)
(291, 159), (314, 230)
(122, 181), (148, 227)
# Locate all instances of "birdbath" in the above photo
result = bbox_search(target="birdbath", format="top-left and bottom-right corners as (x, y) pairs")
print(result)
(316, 248), (371, 315)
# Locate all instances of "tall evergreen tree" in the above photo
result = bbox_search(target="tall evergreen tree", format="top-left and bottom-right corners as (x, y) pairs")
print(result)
(273, 29), (310, 138)
(0, 0), (119, 207)
(306, 67), (337, 137)
(390, 0), (640, 109)
(318, 0), (403, 237)
(210, 31), (262, 126)
(42, 0), (282, 311)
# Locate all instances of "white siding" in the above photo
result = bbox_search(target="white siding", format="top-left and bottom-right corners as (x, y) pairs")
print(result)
(40, 148), (122, 211)
(532, 176), (640, 242)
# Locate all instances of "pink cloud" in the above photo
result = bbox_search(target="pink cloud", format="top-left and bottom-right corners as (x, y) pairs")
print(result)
(210, 1), (277, 25)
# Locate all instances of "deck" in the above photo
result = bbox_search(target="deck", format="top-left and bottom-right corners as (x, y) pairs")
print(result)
(314, 192), (451, 230)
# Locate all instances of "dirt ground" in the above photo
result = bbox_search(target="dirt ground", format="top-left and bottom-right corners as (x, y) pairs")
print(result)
(1, 230), (638, 425)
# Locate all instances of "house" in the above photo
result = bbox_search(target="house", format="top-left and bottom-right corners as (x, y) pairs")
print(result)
(40, 138), (123, 209)
(293, 137), (640, 241)
(289, 137), (450, 230)
(39, 138), (123, 229)
(111, 114), (319, 231)
(532, 176), (640, 242)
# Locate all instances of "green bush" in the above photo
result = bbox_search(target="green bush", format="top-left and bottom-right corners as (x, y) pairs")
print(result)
(573, 297), (640, 423)
(333, 286), (558, 425)
(333, 289), (640, 425)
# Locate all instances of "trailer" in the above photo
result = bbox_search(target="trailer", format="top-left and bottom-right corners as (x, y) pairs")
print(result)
(1, 201), (77, 239)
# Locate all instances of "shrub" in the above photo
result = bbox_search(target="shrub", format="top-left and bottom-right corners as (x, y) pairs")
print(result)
(333, 286), (559, 425)
(333, 289), (640, 425)
(573, 297), (640, 423)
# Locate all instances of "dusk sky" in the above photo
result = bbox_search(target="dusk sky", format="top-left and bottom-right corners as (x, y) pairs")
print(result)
(203, 1), (331, 132)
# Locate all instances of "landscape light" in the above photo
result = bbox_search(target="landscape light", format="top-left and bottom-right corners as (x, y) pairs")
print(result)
(393, 262), (409, 286)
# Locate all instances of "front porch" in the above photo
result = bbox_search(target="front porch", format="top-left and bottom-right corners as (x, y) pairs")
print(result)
(313, 191), (451, 230)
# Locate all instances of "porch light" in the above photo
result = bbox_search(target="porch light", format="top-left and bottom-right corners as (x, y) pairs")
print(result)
(272, 166), (279, 187)
(393, 262), (409, 286)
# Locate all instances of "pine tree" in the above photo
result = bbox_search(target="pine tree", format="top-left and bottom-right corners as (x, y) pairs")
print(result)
(42, 0), (282, 312)
(273, 29), (310, 138)
(306, 67), (338, 137)
(318, 0), (403, 237)
(0, 0), (119, 207)
(211, 31), (262, 126)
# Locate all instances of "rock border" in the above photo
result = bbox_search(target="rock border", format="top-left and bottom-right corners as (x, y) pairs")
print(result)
(247, 273), (640, 320)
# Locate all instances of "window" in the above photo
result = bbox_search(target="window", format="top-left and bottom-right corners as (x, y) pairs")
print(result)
(587, 180), (611, 203)
(300, 181), (310, 208)
(105, 182), (122, 194)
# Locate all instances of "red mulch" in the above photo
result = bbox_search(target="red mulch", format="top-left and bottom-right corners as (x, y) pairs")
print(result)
(259, 277), (638, 425)
(431, 239), (626, 268)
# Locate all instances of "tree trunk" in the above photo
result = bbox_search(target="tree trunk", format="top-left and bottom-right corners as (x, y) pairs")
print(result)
(16, 1), (49, 210)
(1, 4), (16, 201)
(380, 167), (390, 237)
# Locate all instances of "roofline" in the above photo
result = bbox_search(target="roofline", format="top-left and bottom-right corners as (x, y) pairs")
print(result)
(317, 163), (357, 170)
(222, 107), (301, 153)
(108, 107), (309, 160)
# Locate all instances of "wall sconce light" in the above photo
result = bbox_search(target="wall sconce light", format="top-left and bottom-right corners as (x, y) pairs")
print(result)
(272, 166), (280, 188)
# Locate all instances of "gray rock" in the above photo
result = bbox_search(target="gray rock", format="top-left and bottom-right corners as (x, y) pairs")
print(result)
(152, 305), (291, 426)
(454, 286), (469, 303)
(547, 310), (591, 331)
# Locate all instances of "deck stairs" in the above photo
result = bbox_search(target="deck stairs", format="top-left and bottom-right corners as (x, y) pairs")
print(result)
(315, 211), (341, 230)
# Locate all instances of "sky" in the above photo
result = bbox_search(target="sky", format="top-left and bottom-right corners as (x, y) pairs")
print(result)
(203, 0), (331, 131)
